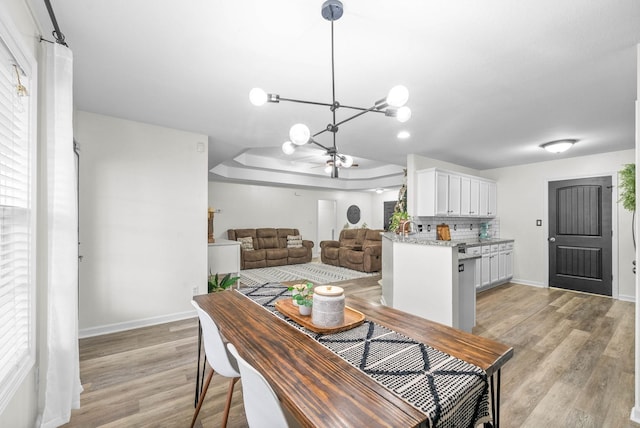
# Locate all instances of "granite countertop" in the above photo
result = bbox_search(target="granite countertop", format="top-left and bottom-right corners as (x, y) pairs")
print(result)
(458, 253), (481, 261)
(463, 238), (515, 247)
(382, 232), (459, 247)
(382, 232), (513, 248)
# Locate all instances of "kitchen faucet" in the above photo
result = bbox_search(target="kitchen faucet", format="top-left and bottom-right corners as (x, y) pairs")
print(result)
(402, 220), (418, 240)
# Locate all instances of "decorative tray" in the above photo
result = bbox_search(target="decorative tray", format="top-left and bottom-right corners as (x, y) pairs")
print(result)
(275, 299), (365, 334)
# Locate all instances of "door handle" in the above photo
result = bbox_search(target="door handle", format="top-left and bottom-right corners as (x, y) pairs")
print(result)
(548, 237), (556, 242)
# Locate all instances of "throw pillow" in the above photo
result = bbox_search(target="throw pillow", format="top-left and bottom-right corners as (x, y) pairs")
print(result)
(287, 235), (303, 248)
(237, 236), (254, 250)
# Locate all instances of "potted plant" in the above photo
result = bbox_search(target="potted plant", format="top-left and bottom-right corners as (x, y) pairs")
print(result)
(389, 211), (409, 233)
(288, 282), (313, 315)
(389, 168), (408, 233)
(619, 163), (636, 249)
(208, 271), (240, 293)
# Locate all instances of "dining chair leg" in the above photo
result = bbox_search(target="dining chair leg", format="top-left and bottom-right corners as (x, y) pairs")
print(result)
(191, 367), (215, 428)
(221, 377), (239, 428)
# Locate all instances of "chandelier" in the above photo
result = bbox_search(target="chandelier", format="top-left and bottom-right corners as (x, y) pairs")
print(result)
(249, 0), (411, 178)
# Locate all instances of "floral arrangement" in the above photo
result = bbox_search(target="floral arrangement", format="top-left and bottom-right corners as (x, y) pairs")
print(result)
(288, 282), (313, 307)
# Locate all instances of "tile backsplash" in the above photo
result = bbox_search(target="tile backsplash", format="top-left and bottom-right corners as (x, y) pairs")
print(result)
(411, 217), (500, 241)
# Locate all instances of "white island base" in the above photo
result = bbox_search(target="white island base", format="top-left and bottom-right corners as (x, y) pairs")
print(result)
(381, 234), (476, 332)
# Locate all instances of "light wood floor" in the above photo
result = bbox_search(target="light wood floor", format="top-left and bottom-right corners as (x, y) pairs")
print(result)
(62, 277), (638, 428)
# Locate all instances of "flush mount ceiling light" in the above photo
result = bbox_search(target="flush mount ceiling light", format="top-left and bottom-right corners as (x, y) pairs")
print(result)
(250, 0), (411, 178)
(540, 139), (578, 153)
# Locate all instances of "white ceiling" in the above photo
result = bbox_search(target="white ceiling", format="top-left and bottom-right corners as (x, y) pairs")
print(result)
(31, 0), (640, 190)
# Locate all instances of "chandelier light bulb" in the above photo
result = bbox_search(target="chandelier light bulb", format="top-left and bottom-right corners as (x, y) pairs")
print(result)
(249, 88), (268, 106)
(282, 141), (295, 155)
(324, 165), (332, 174)
(386, 85), (409, 108)
(396, 106), (412, 123)
(289, 123), (311, 145)
(341, 154), (354, 168)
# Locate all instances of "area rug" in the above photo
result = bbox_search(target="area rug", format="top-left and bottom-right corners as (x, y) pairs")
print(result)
(240, 262), (376, 286)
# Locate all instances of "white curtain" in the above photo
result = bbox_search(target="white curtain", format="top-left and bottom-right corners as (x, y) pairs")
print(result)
(38, 43), (82, 428)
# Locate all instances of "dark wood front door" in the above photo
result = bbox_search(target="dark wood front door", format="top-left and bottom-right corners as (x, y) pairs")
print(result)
(548, 176), (612, 296)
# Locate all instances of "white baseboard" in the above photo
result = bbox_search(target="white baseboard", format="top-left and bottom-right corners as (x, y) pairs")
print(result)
(630, 406), (640, 423)
(511, 278), (546, 288)
(619, 293), (636, 303)
(79, 309), (197, 338)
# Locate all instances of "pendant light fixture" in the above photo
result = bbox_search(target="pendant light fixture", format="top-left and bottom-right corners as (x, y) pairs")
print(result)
(249, 0), (411, 178)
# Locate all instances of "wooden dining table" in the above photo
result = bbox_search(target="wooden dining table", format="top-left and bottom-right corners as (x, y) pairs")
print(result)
(193, 288), (513, 427)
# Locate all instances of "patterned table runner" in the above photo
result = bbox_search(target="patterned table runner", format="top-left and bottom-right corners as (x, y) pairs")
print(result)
(238, 283), (491, 428)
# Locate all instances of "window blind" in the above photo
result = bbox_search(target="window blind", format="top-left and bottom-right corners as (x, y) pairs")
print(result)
(0, 35), (35, 412)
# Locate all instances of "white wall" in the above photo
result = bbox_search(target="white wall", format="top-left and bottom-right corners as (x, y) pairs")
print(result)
(0, 1), (41, 426)
(208, 181), (382, 252)
(483, 150), (635, 299)
(75, 112), (208, 336)
(630, 44), (639, 424)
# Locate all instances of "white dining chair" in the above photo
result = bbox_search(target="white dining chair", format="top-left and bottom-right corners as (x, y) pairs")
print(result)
(226, 342), (297, 428)
(191, 300), (240, 428)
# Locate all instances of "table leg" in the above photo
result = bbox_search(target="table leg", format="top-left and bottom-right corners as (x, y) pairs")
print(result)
(487, 369), (501, 428)
(194, 320), (202, 407)
(496, 369), (501, 427)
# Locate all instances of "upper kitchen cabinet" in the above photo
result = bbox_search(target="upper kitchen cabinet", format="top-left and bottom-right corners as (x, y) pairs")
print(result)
(478, 181), (497, 217)
(417, 169), (461, 216)
(415, 168), (497, 218)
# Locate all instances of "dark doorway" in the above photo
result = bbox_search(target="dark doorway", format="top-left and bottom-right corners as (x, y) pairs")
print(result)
(383, 201), (395, 231)
(548, 176), (612, 296)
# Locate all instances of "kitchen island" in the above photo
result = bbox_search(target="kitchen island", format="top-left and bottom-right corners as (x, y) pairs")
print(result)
(381, 233), (482, 332)
(381, 233), (514, 332)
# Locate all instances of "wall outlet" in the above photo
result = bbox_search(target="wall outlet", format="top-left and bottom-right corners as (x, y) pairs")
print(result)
(536, 219), (542, 226)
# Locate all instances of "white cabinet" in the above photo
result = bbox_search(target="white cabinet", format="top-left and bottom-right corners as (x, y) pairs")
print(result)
(468, 178), (480, 216)
(489, 244), (499, 284)
(448, 174), (462, 216)
(505, 250), (513, 278)
(415, 168), (496, 218)
(435, 171), (449, 215)
(476, 241), (514, 291)
(488, 182), (497, 217)
(498, 242), (513, 282)
(208, 240), (241, 278)
(480, 246), (491, 287)
(416, 169), (463, 216)
(479, 181), (497, 217)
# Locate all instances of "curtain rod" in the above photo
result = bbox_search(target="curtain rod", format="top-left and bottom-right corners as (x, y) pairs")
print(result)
(43, 0), (68, 47)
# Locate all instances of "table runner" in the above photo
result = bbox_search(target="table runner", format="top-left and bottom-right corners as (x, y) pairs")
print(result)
(238, 283), (491, 428)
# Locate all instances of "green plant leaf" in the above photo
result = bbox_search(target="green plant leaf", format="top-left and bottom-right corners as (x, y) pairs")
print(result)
(208, 271), (240, 292)
(619, 163), (636, 212)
